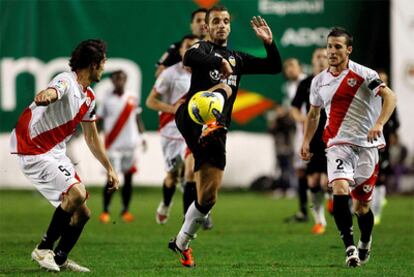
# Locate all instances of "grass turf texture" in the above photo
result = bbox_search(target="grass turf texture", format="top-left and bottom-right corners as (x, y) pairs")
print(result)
(0, 188), (413, 276)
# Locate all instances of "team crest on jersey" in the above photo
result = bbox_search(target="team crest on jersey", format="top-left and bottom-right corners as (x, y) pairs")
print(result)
(85, 97), (91, 106)
(347, 78), (357, 87)
(228, 56), (236, 67)
(55, 79), (68, 91)
(209, 69), (222, 81)
(362, 184), (373, 193)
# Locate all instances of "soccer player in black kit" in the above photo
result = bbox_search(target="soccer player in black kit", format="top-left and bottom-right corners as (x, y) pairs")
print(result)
(291, 48), (329, 234)
(168, 6), (282, 267)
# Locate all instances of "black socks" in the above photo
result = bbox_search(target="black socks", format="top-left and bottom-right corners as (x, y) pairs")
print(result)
(163, 182), (176, 207)
(195, 200), (213, 215)
(333, 195), (355, 248)
(298, 175), (308, 217)
(54, 221), (88, 265)
(357, 209), (374, 243)
(183, 181), (197, 214)
(38, 205), (72, 250)
(122, 172), (133, 213)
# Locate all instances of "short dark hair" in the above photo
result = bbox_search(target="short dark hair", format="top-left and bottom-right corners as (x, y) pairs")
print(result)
(69, 39), (107, 71)
(205, 6), (229, 24)
(181, 34), (199, 43)
(110, 70), (126, 79)
(327, 27), (353, 47)
(191, 8), (207, 22)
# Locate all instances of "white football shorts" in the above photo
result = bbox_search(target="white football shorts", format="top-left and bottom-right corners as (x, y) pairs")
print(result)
(326, 144), (379, 201)
(161, 136), (186, 172)
(18, 152), (82, 207)
(108, 149), (137, 174)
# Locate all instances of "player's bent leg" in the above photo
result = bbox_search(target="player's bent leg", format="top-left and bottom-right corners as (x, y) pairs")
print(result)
(171, 164), (222, 267)
(55, 203), (91, 272)
(54, 184), (90, 271)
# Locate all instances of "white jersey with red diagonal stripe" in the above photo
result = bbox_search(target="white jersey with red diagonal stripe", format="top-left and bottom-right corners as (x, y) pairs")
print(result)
(154, 62), (190, 139)
(10, 71), (96, 156)
(96, 91), (140, 151)
(310, 60), (386, 148)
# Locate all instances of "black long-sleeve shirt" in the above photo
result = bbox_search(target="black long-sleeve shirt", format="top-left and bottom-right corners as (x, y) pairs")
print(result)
(183, 40), (282, 127)
(156, 41), (182, 67)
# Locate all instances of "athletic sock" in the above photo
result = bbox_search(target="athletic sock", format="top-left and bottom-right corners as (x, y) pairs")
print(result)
(372, 185), (386, 218)
(298, 176), (308, 217)
(163, 182), (176, 207)
(121, 172), (133, 213)
(103, 181), (114, 213)
(38, 205), (72, 250)
(357, 209), (374, 244)
(54, 221), (88, 265)
(310, 185), (326, 226)
(176, 201), (212, 250)
(333, 195), (355, 248)
(183, 181), (197, 214)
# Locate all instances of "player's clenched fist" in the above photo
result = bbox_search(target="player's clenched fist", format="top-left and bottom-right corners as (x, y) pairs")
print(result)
(34, 89), (58, 106)
(106, 170), (120, 192)
(301, 143), (313, 161)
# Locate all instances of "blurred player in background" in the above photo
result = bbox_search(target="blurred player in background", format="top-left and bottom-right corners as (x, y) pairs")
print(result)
(155, 8), (207, 77)
(291, 48), (329, 234)
(301, 27), (396, 267)
(371, 69), (400, 225)
(97, 70), (146, 224)
(146, 35), (198, 224)
(10, 39), (119, 272)
(277, 58), (309, 222)
(155, 8), (213, 230)
(168, 6), (282, 267)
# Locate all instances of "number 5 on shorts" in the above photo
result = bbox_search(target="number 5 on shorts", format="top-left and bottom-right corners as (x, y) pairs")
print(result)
(58, 165), (71, 176)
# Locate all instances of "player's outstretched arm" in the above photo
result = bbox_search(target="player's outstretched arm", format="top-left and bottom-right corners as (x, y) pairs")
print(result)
(367, 86), (397, 143)
(34, 88), (58, 106)
(239, 16), (282, 75)
(251, 16), (273, 45)
(80, 121), (120, 192)
(301, 105), (321, 161)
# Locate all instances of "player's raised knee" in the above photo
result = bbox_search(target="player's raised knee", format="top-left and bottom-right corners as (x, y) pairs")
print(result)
(213, 83), (232, 98)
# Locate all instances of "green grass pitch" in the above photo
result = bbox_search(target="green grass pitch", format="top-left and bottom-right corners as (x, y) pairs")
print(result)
(0, 188), (413, 276)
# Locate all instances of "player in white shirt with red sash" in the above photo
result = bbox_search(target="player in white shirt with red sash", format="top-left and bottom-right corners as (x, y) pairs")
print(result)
(10, 39), (119, 272)
(146, 35), (199, 224)
(97, 70), (146, 223)
(301, 28), (396, 267)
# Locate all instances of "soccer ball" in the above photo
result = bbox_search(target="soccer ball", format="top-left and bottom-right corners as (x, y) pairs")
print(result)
(188, 91), (224, 125)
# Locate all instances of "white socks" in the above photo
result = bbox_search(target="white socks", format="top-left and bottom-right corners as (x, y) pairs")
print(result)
(176, 202), (208, 250)
(310, 190), (326, 226)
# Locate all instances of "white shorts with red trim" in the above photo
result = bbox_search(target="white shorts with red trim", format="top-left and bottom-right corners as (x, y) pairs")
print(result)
(17, 153), (81, 207)
(327, 144), (379, 201)
(161, 136), (186, 172)
(108, 149), (137, 174)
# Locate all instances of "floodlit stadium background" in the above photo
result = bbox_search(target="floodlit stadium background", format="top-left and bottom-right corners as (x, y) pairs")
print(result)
(0, 0), (413, 189)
